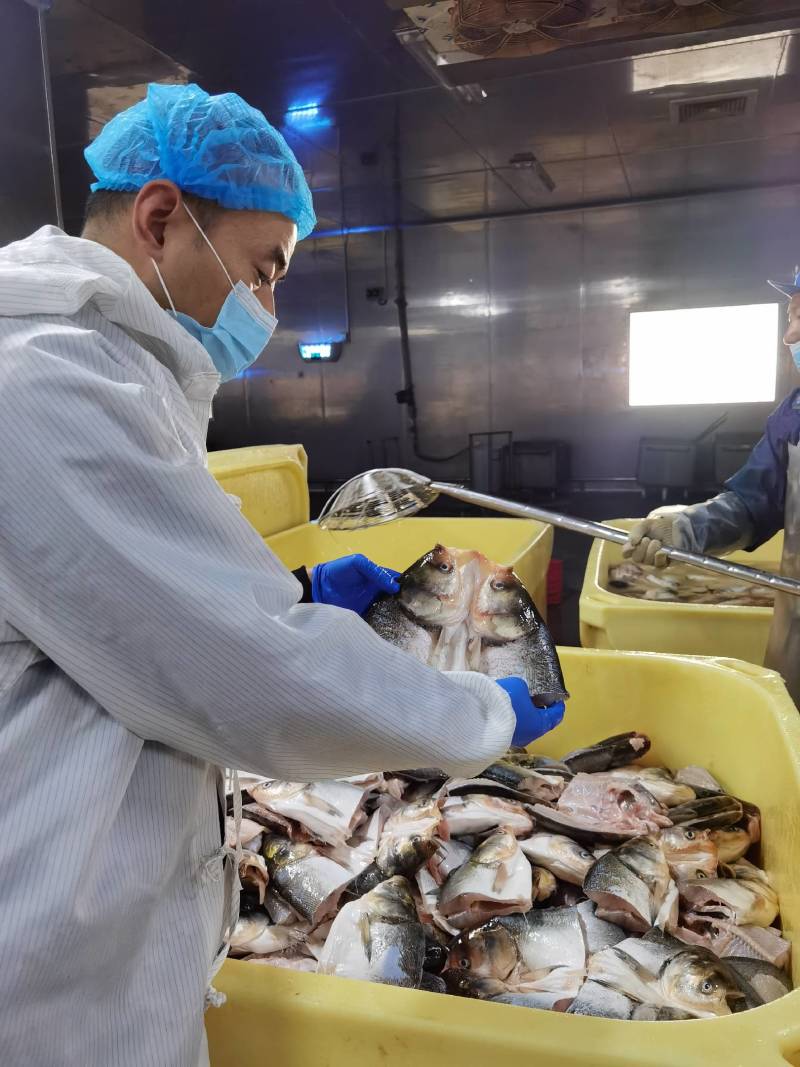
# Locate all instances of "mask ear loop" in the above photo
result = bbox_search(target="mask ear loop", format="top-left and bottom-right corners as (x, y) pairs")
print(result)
(183, 201), (236, 290)
(150, 258), (177, 314)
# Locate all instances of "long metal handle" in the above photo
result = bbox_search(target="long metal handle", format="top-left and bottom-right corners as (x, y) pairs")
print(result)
(431, 481), (800, 599)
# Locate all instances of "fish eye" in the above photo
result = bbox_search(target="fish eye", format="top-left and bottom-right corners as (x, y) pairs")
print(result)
(459, 958), (471, 970)
(491, 580), (509, 591)
(685, 830), (696, 840)
(701, 979), (716, 994)
(695, 869), (707, 879)
(438, 563), (453, 573)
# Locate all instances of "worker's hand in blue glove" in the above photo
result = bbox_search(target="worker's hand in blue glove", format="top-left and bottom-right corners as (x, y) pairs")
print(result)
(496, 676), (566, 748)
(311, 554), (401, 615)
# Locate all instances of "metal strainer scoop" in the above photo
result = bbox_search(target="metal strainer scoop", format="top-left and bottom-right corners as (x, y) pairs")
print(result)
(318, 467), (800, 598)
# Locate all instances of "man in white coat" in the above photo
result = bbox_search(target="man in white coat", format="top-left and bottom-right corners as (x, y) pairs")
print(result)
(0, 83), (563, 1065)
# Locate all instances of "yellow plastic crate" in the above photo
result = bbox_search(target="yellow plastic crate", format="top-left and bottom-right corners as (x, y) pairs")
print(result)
(208, 447), (552, 618)
(207, 647), (800, 1067)
(267, 516), (554, 620)
(580, 518), (784, 664)
(208, 445), (310, 537)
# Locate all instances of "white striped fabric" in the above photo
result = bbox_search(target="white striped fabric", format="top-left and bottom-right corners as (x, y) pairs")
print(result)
(0, 227), (514, 1066)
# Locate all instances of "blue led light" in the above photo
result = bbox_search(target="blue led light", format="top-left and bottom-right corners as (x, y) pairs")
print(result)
(298, 342), (342, 362)
(285, 103), (332, 129)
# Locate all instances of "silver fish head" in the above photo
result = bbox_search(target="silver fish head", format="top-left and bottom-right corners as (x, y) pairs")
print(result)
(669, 795), (744, 830)
(660, 826), (718, 878)
(446, 921), (520, 979)
(709, 827), (751, 864)
(377, 831), (438, 877)
(399, 545), (477, 626)
(470, 563), (537, 642)
(471, 828), (519, 867)
(531, 866), (558, 902)
(261, 834), (309, 870)
(659, 950), (744, 1017)
(365, 876), (418, 924)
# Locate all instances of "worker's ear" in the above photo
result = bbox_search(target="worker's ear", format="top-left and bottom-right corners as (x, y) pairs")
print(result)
(131, 180), (184, 261)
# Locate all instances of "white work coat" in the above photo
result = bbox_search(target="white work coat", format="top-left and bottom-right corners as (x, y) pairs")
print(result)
(0, 227), (514, 1066)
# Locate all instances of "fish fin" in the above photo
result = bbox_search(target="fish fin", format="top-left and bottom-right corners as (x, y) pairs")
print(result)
(654, 880), (680, 931)
(492, 862), (511, 893)
(304, 789), (344, 818)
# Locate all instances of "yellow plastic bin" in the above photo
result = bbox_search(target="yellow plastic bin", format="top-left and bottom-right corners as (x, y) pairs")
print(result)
(207, 647), (800, 1067)
(208, 445), (310, 537)
(268, 516), (554, 619)
(580, 518), (784, 664)
(208, 445), (553, 618)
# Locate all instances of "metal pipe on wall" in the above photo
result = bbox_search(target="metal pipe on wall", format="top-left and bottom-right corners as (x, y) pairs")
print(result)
(315, 177), (800, 240)
(391, 104), (470, 466)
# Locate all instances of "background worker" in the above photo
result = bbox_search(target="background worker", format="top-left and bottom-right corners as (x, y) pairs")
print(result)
(625, 273), (800, 704)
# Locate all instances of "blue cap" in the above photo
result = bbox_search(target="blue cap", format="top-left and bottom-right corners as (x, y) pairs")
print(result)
(84, 83), (316, 240)
(767, 266), (800, 299)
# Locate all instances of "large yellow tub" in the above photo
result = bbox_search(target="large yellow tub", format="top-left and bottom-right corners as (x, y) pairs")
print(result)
(268, 516), (553, 619)
(208, 445), (554, 617)
(580, 518), (783, 664)
(206, 647), (800, 1067)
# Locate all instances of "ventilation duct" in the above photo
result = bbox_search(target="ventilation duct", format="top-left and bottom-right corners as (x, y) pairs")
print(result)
(669, 90), (758, 123)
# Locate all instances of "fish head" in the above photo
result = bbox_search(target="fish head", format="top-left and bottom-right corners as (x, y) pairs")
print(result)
(660, 826), (718, 877)
(377, 831), (438, 876)
(261, 834), (297, 869)
(365, 876), (418, 923)
(531, 866), (558, 902)
(472, 828), (519, 867)
(660, 951), (744, 1017)
(709, 827), (751, 864)
(399, 545), (477, 627)
(446, 921), (520, 980)
(669, 795), (744, 830)
(470, 563), (538, 642)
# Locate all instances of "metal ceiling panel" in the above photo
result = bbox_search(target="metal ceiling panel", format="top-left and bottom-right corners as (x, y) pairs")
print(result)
(449, 68), (618, 166)
(400, 170), (525, 217)
(501, 154), (631, 206)
(623, 134), (800, 196)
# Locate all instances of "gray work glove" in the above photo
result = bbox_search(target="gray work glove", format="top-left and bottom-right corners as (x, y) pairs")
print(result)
(623, 513), (694, 568)
(623, 492), (754, 568)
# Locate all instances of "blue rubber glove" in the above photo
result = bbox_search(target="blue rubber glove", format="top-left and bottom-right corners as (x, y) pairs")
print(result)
(311, 554), (401, 615)
(497, 677), (566, 748)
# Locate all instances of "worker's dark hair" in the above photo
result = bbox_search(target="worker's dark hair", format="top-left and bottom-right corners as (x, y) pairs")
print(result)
(82, 189), (224, 232)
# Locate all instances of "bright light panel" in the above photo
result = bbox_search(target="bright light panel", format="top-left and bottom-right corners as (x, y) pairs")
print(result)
(632, 36), (787, 92)
(299, 342), (342, 362)
(629, 304), (779, 407)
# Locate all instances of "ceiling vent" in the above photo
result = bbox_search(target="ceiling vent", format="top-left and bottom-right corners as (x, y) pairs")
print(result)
(669, 89), (758, 124)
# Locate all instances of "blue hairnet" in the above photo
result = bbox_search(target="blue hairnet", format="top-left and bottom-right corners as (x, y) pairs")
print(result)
(84, 83), (316, 240)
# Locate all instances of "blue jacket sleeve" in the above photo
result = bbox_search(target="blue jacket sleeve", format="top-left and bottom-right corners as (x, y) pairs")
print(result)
(725, 389), (800, 549)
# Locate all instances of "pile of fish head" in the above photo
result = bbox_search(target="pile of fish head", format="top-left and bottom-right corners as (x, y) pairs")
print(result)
(366, 544), (568, 706)
(229, 729), (788, 1020)
(607, 561), (775, 607)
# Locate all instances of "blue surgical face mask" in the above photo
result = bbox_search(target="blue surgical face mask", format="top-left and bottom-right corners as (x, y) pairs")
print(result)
(789, 340), (800, 374)
(151, 203), (277, 382)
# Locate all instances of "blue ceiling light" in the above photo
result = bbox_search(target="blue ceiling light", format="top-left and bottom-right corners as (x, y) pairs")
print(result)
(285, 102), (333, 129)
(298, 342), (343, 362)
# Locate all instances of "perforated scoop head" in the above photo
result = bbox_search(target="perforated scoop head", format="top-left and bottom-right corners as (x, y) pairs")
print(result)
(318, 468), (440, 530)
